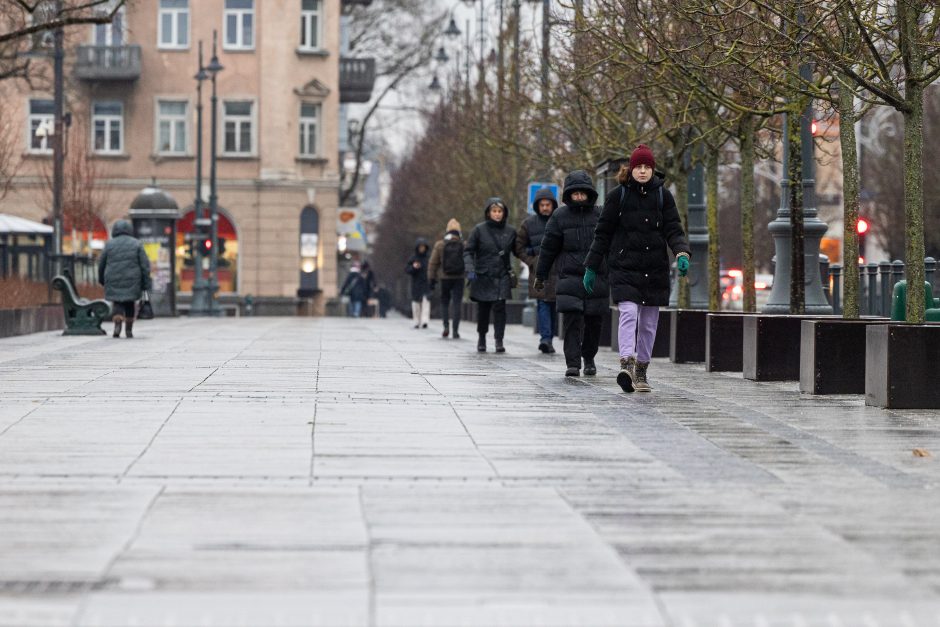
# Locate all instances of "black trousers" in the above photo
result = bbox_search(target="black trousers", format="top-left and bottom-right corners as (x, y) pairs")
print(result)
(562, 312), (602, 368)
(440, 278), (463, 330)
(477, 299), (506, 340)
(114, 301), (136, 318)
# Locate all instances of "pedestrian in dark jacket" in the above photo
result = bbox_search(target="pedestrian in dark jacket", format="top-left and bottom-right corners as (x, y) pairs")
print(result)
(584, 145), (691, 393)
(405, 238), (431, 328)
(463, 197), (516, 353)
(97, 219), (152, 339)
(340, 262), (374, 318)
(536, 170), (610, 377)
(428, 218), (466, 339)
(516, 187), (558, 354)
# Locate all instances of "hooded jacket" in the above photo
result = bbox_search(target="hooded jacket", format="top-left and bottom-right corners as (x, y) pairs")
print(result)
(584, 172), (690, 306)
(463, 197), (517, 303)
(515, 187), (558, 301)
(405, 238), (431, 301)
(428, 229), (465, 281)
(536, 170), (610, 315)
(97, 219), (152, 303)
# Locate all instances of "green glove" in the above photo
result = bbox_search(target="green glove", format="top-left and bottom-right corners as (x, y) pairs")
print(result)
(677, 254), (690, 277)
(583, 268), (596, 295)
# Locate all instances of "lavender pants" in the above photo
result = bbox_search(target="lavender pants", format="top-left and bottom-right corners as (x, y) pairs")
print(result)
(617, 301), (660, 362)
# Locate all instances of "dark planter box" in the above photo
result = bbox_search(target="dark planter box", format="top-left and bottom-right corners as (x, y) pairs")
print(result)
(0, 305), (64, 338)
(706, 313), (751, 372)
(609, 306), (673, 356)
(670, 309), (708, 363)
(743, 315), (837, 381)
(799, 319), (890, 395)
(866, 324), (940, 408)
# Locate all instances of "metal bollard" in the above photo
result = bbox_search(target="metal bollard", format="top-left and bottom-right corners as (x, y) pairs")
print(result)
(819, 254), (830, 305)
(867, 262), (879, 316)
(926, 257), (937, 297)
(879, 261), (892, 318)
(891, 260), (905, 300)
(859, 264), (868, 315)
(829, 264), (842, 315)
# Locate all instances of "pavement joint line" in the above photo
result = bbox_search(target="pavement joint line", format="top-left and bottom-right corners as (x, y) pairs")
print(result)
(0, 398), (46, 439)
(119, 399), (183, 482)
(358, 484), (377, 627)
(308, 325), (323, 486)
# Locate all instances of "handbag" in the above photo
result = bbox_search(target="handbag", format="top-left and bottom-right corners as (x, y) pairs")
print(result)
(137, 291), (154, 320)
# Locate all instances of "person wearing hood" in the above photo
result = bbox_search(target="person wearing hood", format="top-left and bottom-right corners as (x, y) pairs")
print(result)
(463, 197), (517, 353)
(428, 218), (466, 339)
(340, 261), (375, 318)
(584, 145), (691, 393)
(405, 238), (431, 328)
(516, 187), (559, 354)
(535, 170), (610, 377)
(97, 219), (152, 338)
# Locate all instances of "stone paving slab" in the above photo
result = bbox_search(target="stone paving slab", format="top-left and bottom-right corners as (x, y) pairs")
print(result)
(0, 316), (939, 625)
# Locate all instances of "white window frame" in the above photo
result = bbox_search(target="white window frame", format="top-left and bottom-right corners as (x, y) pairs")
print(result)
(27, 98), (54, 155)
(92, 1), (126, 46)
(158, 0), (190, 50)
(221, 99), (256, 156)
(155, 98), (190, 156)
(223, 0), (254, 50)
(299, 0), (323, 51)
(91, 101), (124, 155)
(298, 102), (321, 158)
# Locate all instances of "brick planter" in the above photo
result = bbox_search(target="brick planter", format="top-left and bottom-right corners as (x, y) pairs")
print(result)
(866, 324), (940, 408)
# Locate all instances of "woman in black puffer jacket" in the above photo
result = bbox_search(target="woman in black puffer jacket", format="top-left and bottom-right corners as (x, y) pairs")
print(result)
(584, 145), (691, 394)
(535, 170), (609, 377)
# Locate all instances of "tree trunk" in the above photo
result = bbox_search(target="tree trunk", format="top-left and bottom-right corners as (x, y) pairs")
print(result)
(903, 80), (926, 323)
(675, 166), (691, 309)
(788, 106), (805, 315)
(706, 150), (721, 311)
(739, 117), (756, 313)
(838, 76), (860, 319)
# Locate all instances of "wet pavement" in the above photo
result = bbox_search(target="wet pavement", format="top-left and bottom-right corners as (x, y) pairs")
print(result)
(1, 316), (938, 625)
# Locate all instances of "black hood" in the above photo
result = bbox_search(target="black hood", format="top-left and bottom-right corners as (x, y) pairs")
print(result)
(561, 170), (598, 209)
(111, 219), (134, 238)
(531, 187), (558, 215)
(483, 197), (508, 226)
(414, 237), (430, 255)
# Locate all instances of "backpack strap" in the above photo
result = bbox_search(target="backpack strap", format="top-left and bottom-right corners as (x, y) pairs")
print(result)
(658, 187), (663, 213)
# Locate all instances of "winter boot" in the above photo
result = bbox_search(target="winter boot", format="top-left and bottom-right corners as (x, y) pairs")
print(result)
(442, 322), (450, 338)
(538, 341), (551, 354)
(477, 334), (487, 352)
(565, 366), (580, 377)
(495, 338), (505, 353)
(583, 359), (597, 376)
(112, 314), (124, 339)
(617, 356), (636, 393)
(452, 322), (460, 340)
(634, 361), (651, 392)
(124, 319), (134, 339)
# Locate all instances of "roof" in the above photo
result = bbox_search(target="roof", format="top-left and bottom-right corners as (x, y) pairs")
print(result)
(129, 186), (180, 213)
(0, 214), (54, 235)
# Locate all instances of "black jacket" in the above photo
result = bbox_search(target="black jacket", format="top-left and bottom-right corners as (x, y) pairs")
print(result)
(536, 170), (610, 315)
(464, 197), (516, 303)
(405, 238), (431, 301)
(585, 172), (690, 306)
(516, 187), (558, 301)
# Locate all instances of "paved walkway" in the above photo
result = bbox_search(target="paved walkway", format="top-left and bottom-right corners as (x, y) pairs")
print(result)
(1, 316), (939, 626)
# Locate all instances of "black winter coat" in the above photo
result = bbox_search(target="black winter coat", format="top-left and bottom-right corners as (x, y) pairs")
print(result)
(585, 173), (690, 306)
(515, 186), (558, 301)
(405, 238), (431, 301)
(536, 170), (610, 316)
(464, 197), (516, 303)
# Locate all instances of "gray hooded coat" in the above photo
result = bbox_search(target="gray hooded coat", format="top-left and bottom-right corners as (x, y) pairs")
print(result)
(97, 220), (153, 302)
(463, 197), (516, 303)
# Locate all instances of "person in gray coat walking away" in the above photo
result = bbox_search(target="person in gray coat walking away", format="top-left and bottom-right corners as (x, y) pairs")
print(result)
(463, 197), (517, 353)
(97, 219), (152, 338)
(516, 187), (558, 354)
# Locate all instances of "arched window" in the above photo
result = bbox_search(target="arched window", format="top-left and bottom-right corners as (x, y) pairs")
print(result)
(176, 207), (239, 293)
(299, 205), (320, 295)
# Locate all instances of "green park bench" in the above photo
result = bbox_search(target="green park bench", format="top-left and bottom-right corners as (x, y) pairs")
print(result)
(51, 271), (111, 335)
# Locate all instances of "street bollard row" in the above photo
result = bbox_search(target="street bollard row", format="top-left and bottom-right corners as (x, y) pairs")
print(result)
(827, 257), (937, 316)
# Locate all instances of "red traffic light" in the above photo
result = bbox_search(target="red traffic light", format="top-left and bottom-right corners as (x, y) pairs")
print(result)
(204, 239), (212, 250)
(811, 120), (818, 136)
(857, 218), (869, 235)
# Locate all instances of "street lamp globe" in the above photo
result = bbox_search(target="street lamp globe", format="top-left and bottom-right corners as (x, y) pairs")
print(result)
(428, 74), (442, 91)
(435, 47), (449, 63)
(444, 18), (461, 38)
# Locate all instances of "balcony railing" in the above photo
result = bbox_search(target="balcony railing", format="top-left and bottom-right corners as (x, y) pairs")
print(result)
(339, 57), (376, 103)
(342, 0), (374, 6)
(74, 45), (141, 81)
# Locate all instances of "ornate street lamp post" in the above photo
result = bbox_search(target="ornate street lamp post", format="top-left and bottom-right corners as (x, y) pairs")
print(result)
(190, 41), (212, 315)
(206, 31), (224, 316)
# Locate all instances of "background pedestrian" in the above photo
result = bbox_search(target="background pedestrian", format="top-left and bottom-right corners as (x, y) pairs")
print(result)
(405, 238), (431, 328)
(428, 218), (466, 339)
(516, 188), (558, 354)
(97, 219), (152, 339)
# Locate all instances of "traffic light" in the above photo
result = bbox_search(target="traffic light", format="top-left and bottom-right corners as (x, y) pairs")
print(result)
(199, 237), (212, 257)
(857, 217), (869, 262)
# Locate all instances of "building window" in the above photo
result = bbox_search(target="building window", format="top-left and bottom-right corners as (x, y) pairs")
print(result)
(299, 103), (320, 157)
(93, 1), (125, 46)
(300, 0), (322, 51)
(92, 101), (123, 154)
(156, 100), (188, 154)
(158, 0), (189, 49)
(224, 0), (254, 50)
(28, 99), (54, 153)
(222, 100), (254, 155)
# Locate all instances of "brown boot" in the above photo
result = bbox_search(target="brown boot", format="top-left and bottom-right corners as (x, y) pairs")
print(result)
(124, 319), (134, 339)
(634, 361), (652, 392)
(112, 314), (124, 338)
(617, 356), (635, 393)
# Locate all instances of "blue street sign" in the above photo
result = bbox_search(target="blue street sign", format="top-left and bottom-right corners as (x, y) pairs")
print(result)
(527, 182), (559, 214)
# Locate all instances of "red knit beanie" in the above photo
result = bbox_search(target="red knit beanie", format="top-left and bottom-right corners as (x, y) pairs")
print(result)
(628, 144), (655, 171)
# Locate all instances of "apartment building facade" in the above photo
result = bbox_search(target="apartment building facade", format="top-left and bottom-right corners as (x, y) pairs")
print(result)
(1, 0), (375, 313)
